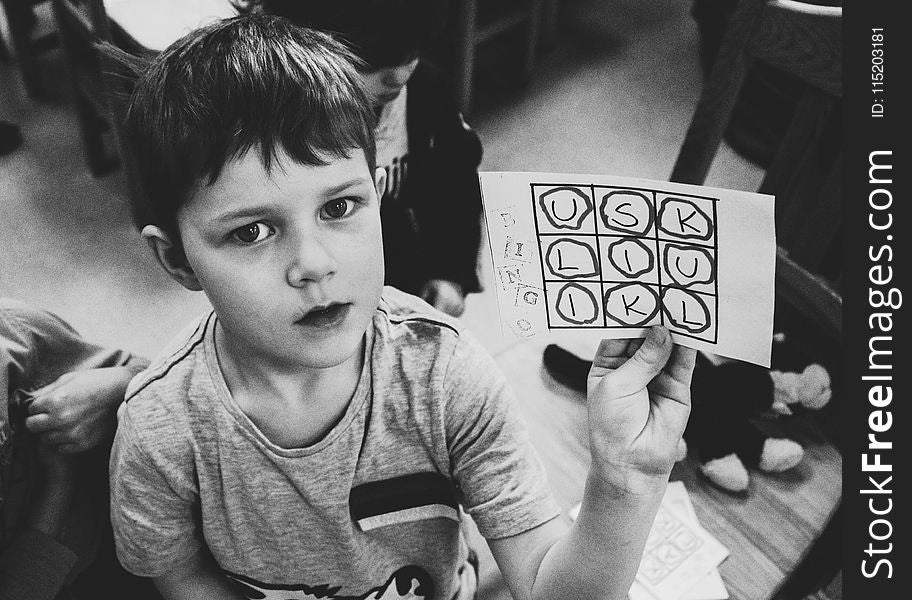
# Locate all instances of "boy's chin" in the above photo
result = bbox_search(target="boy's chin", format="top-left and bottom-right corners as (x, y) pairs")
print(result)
(296, 330), (368, 370)
(300, 346), (363, 370)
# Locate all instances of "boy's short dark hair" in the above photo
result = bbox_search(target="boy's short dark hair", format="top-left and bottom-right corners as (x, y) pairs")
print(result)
(123, 14), (377, 241)
(254, 0), (448, 68)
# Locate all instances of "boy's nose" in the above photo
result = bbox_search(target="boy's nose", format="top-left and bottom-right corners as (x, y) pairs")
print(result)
(286, 234), (335, 287)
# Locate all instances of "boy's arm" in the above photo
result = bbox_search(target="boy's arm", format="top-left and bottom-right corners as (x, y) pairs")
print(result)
(488, 326), (695, 600)
(152, 550), (245, 600)
(110, 402), (210, 588)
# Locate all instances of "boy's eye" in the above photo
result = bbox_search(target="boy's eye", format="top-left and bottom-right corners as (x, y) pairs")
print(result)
(231, 222), (273, 244)
(321, 198), (354, 220)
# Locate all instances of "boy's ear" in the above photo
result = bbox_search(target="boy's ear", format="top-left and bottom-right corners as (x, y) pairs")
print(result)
(374, 167), (387, 205)
(141, 225), (203, 291)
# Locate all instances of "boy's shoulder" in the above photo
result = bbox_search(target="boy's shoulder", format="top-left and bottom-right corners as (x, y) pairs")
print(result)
(373, 286), (496, 379)
(376, 286), (465, 341)
(124, 310), (214, 407)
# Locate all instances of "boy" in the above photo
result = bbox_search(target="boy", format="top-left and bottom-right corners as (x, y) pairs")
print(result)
(110, 15), (695, 600)
(0, 298), (153, 599)
(251, 0), (484, 318)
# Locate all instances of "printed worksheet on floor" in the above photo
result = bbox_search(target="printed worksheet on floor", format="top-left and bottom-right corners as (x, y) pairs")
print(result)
(479, 171), (776, 366)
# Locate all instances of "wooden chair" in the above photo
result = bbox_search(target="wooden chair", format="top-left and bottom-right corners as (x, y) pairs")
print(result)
(0, 0), (59, 98)
(49, 0), (124, 176)
(450, 0), (544, 113)
(670, 1), (842, 598)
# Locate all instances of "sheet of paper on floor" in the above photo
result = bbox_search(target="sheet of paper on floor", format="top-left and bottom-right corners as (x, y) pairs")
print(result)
(568, 481), (729, 600)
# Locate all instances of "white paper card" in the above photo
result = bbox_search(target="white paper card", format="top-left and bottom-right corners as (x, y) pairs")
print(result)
(480, 171), (776, 366)
(568, 481), (730, 600)
(663, 483), (729, 600)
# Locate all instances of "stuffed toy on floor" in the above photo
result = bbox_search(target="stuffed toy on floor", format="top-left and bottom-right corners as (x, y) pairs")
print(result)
(542, 334), (833, 493)
(682, 338), (832, 493)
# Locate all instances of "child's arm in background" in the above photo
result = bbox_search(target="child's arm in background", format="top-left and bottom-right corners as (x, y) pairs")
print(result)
(0, 443), (81, 600)
(24, 358), (150, 454)
(488, 325), (695, 600)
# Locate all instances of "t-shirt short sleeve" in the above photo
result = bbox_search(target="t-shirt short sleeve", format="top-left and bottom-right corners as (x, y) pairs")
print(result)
(110, 401), (202, 577)
(442, 332), (560, 540)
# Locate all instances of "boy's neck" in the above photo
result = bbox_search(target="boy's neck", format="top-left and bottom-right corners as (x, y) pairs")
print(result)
(213, 322), (366, 448)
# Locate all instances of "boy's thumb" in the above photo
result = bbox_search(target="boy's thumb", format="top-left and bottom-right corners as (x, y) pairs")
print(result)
(611, 326), (673, 390)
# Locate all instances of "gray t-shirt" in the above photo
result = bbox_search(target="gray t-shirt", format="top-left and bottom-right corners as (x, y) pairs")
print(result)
(111, 288), (560, 599)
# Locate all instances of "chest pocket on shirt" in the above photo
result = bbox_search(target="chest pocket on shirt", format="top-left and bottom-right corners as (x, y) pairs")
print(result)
(350, 472), (460, 532)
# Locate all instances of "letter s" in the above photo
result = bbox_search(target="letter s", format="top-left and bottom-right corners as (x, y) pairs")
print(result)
(862, 558), (893, 578)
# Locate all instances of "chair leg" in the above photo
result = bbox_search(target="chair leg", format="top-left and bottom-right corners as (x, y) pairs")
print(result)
(540, 0), (559, 49)
(1, 0), (45, 97)
(522, 0), (544, 81)
(72, 91), (119, 176)
(452, 0), (477, 114)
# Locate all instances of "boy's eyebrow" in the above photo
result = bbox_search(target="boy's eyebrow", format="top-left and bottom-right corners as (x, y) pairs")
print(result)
(211, 177), (374, 224)
(322, 176), (374, 197)
(212, 205), (273, 224)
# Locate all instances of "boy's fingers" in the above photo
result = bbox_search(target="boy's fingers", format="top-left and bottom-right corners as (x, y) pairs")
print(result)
(666, 345), (698, 386)
(39, 430), (70, 445)
(57, 442), (82, 455)
(603, 326), (673, 392)
(591, 338), (634, 369)
(30, 372), (70, 396)
(25, 394), (49, 414)
(25, 412), (55, 432)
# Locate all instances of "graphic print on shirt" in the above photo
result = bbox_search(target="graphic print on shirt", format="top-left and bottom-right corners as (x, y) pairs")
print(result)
(224, 565), (435, 600)
(222, 473), (460, 599)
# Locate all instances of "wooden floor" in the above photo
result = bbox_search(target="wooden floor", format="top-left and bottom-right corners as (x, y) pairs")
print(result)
(1, 1), (840, 598)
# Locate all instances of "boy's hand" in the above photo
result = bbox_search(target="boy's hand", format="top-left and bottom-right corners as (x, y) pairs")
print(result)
(25, 366), (138, 454)
(586, 326), (695, 494)
(420, 279), (466, 317)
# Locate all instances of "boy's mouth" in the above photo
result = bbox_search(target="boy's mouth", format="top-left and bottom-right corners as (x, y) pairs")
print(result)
(296, 303), (351, 328)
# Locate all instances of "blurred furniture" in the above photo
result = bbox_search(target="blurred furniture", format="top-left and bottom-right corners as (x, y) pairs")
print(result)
(670, 1), (842, 598)
(50, 0), (126, 176)
(0, 0), (59, 97)
(47, 0), (236, 178)
(540, 0), (560, 49)
(103, 0), (236, 53)
(95, 0), (235, 198)
(450, 0), (544, 113)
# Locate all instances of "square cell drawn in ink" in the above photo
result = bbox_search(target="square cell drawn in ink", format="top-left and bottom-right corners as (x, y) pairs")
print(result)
(598, 235), (661, 286)
(658, 240), (717, 296)
(594, 187), (657, 239)
(655, 193), (717, 247)
(532, 185), (597, 235)
(602, 282), (663, 329)
(539, 235), (601, 283)
(545, 281), (604, 328)
(660, 288), (717, 343)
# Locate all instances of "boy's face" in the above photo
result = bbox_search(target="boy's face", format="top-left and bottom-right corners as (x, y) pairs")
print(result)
(174, 149), (385, 371)
(362, 58), (419, 108)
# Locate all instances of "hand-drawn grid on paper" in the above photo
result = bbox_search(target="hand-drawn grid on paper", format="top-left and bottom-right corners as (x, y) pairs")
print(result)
(529, 183), (720, 343)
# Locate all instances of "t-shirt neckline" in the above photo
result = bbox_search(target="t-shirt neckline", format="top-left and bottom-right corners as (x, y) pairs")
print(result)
(202, 312), (374, 458)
